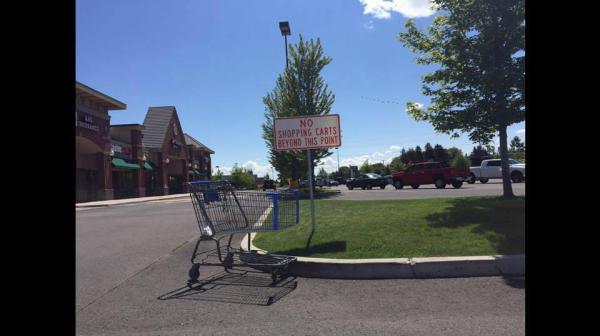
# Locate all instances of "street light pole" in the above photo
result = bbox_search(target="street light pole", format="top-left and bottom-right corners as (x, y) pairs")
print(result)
(279, 22), (291, 69)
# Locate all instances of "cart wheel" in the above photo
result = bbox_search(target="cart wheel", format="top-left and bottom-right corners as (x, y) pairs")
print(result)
(188, 263), (200, 283)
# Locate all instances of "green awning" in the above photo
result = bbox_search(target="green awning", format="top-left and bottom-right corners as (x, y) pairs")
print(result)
(195, 169), (205, 175)
(188, 170), (196, 175)
(143, 162), (154, 170)
(112, 158), (141, 170)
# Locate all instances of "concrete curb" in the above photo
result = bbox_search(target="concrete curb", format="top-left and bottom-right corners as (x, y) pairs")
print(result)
(75, 194), (190, 208)
(241, 233), (524, 279)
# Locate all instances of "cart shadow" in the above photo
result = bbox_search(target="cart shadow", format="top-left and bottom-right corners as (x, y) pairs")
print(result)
(157, 270), (298, 306)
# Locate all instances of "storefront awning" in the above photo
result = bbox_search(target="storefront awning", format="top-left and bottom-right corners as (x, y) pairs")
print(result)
(112, 158), (141, 170)
(143, 162), (155, 170)
(194, 169), (205, 175)
(188, 170), (196, 175)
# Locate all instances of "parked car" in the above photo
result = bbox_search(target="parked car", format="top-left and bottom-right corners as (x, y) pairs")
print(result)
(392, 161), (470, 189)
(468, 159), (526, 184)
(326, 179), (339, 186)
(346, 173), (388, 190)
(334, 177), (347, 185)
(262, 179), (276, 191)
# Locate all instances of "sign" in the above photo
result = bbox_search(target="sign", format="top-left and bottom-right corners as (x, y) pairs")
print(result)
(274, 114), (341, 151)
(111, 144), (131, 155)
(76, 112), (100, 132)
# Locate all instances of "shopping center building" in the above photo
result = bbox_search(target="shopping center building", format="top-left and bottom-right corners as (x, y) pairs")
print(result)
(76, 83), (214, 202)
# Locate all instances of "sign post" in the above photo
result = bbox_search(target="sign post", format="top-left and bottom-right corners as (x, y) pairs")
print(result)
(273, 114), (341, 243)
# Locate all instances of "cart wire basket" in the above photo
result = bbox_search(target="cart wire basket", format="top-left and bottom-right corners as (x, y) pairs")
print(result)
(187, 180), (300, 288)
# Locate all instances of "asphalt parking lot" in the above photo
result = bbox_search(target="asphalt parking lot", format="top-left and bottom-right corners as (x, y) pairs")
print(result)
(76, 197), (525, 336)
(322, 180), (525, 200)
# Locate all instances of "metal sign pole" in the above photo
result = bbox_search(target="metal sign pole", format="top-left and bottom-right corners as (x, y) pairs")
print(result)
(306, 149), (316, 237)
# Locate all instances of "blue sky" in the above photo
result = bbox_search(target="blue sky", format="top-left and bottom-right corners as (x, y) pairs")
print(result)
(77, 0), (525, 176)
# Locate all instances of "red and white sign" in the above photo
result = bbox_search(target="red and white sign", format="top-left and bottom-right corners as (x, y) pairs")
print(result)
(274, 114), (341, 151)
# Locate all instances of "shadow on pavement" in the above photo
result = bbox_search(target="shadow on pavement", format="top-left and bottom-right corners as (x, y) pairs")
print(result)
(502, 274), (525, 289)
(424, 197), (525, 255)
(157, 270), (297, 306)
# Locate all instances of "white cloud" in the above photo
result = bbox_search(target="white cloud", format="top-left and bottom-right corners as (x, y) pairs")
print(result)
(217, 160), (274, 177)
(516, 129), (525, 134)
(359, 0), (436, 19)
(364, 20), (375, 30)
(317, 144), (403, 173)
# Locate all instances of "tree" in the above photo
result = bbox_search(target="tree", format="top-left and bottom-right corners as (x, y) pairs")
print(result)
(469, 145), (491, 166)
(337, 166), (351, 179)
(510, 136), (525, 152)
(400, 148), (408, 164)
(452, 152), (470, 168)
(424, 143), (435, 161)
(371, 162), (390, 175)
(318, 167), (328, 178)
(230, 164), (256, 189)
(446, 147), (463, 163)
(359, 160), (372, 174)
(262, 36), (336, 184)
(389, 156), (407, 173)
(398, 0), (525, 198)
(213, 168), (224, 180)
(433, 144), (449, 163)
(415, 146), (424, 162)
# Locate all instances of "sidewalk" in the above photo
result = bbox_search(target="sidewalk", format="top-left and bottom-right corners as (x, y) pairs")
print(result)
(76, 193), (190, 208)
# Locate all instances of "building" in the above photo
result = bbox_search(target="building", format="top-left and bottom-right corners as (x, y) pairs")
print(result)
(76, 82), (127, 202)
(142, 106), (190, 195)
(184, 133), (214, 181)
(110, 124), (148, 199)
(76, 83), (215, 201)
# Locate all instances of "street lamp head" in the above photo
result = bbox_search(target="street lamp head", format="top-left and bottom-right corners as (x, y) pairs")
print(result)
(279, 21), (291, 36)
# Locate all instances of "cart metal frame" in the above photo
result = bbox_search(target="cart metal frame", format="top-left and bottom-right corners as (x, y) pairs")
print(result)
(187, 180), (300, 287)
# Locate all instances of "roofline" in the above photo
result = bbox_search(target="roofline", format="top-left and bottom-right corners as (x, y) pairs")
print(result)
(183, 133), (215, 154)
(76, 81), (127, 110)
(111, 124), (145, 129)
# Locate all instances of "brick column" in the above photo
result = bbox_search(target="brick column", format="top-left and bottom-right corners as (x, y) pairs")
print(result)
(182, 159), (190, 192)
(96, 152), (114, 200)
(131, 130), (146, 197)
(157, 152), (169, 195)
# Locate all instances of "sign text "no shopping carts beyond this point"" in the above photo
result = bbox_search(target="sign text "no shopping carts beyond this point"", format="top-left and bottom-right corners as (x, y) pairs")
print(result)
(274, 114), (341, 151)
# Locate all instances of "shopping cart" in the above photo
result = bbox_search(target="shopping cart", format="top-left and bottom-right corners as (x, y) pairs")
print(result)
(187, 180), (300, 287)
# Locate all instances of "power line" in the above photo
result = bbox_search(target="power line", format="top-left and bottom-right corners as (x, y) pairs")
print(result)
(359, 96), (402, 105)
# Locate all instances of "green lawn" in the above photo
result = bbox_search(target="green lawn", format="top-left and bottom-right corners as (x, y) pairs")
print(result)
(253, 196), (525, 258)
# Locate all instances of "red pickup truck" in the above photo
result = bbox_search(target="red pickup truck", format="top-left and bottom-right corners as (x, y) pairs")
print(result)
(392, 162), (470, 189)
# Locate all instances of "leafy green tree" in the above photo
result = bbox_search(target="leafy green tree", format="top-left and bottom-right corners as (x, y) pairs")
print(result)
(469, 145), (491, 166)
(399, 148), (408, 164)
(398, 0), (525, 198)
(230, 164), (257, 189)
(337, 166), (351, 179)
(424, 143), (435, 161)
(452, 152), (470, 169)
(359, 160), (372, 174)
(371, 162), (389, 175)
(404, 148), (418, 164)
(446, 147), (463, 163)
(262, 36), (335, 183)
(389, 156), (407, 173)
(510, 136), (525, 152)
(213, 168), (224, 180)
(415, 146), (424, 162)
(433, 144), (449, 163)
